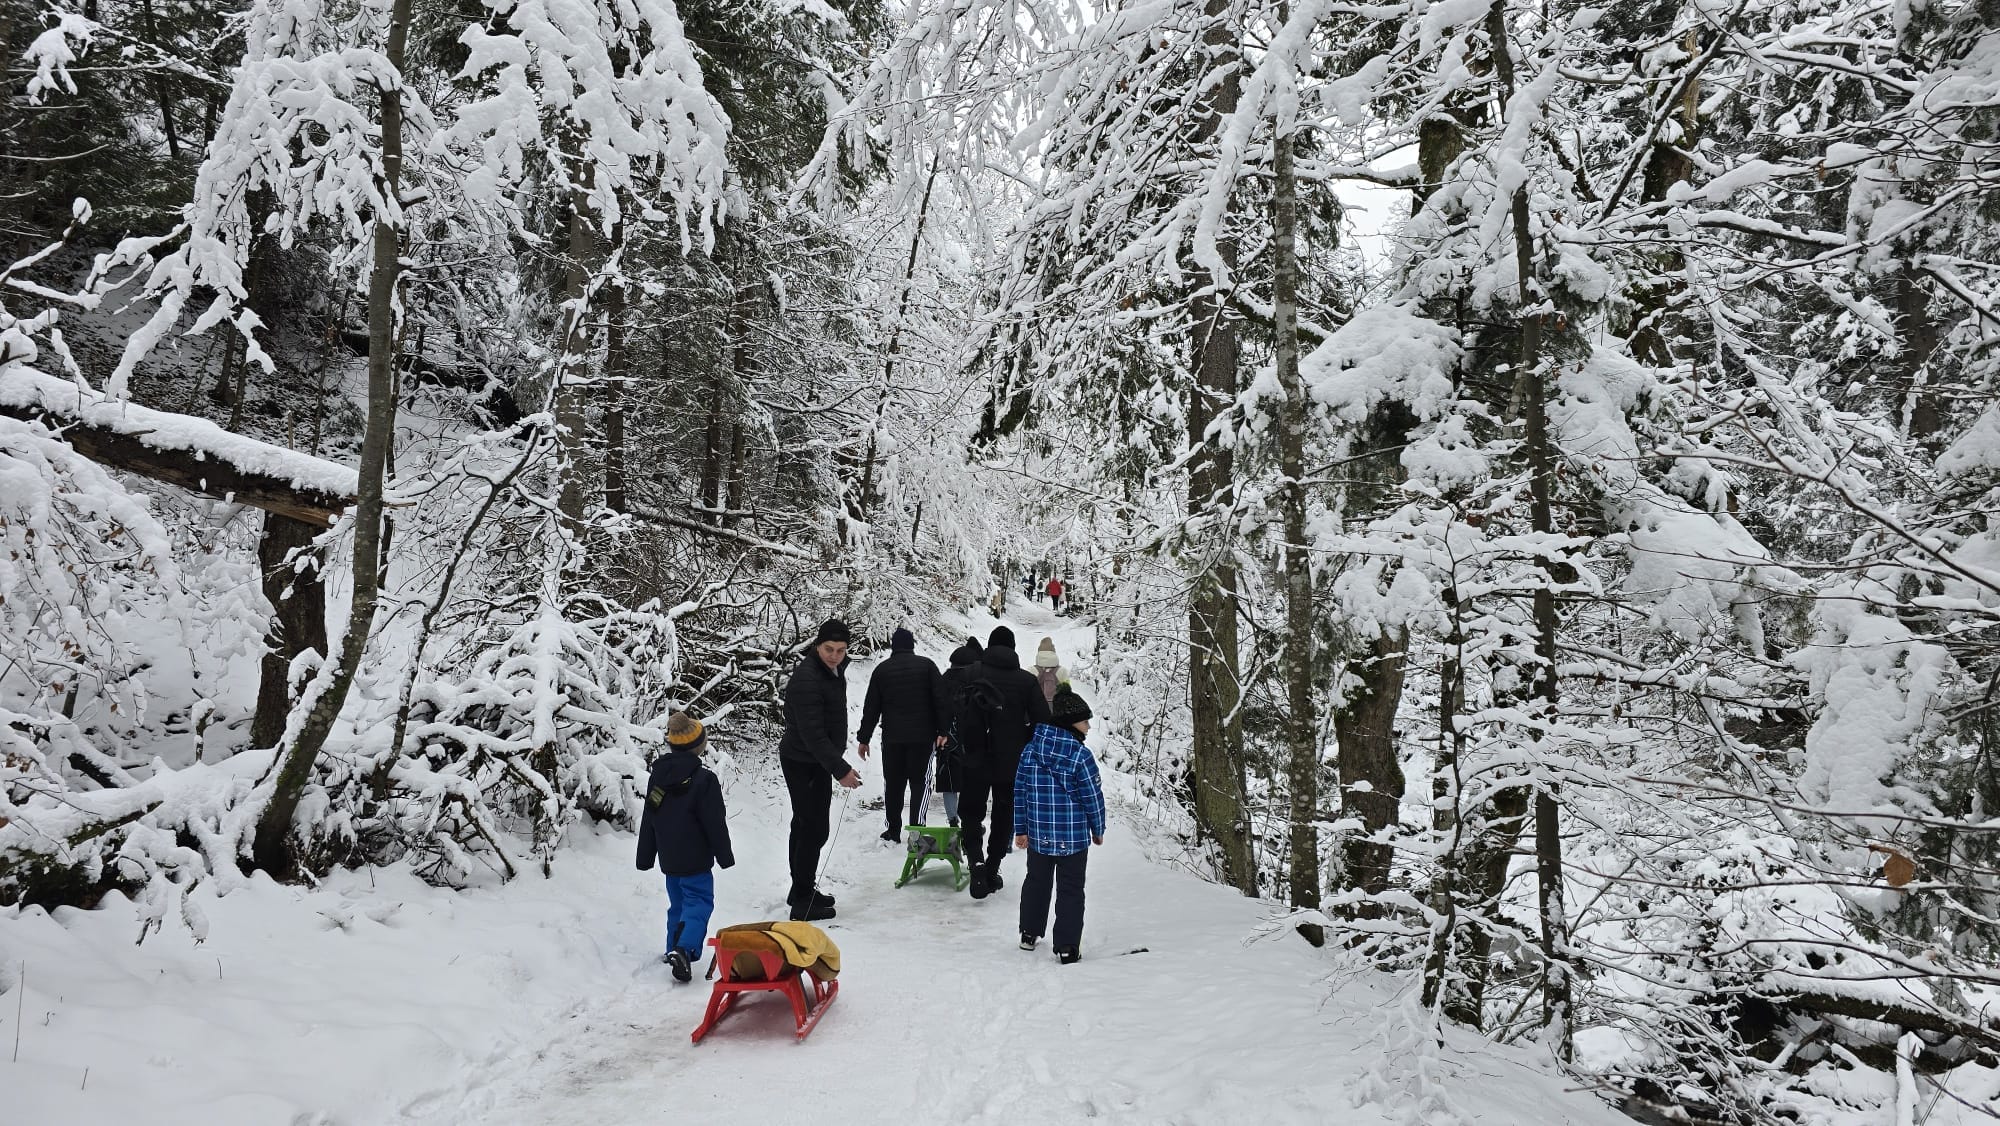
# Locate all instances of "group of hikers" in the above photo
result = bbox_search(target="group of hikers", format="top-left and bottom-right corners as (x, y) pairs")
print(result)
(1023, 573), (1070, 615)
(635, 618), (1106, 984)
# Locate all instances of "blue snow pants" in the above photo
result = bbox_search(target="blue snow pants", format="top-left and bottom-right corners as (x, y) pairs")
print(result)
(663, 870), (716, 959)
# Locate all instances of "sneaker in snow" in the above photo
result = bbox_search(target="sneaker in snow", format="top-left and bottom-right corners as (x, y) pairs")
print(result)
(1019, 933), (1038, 951)
(788, 888), (836, 909)
(1055, 947), (1080, 965)
(667, 949), (692, 983)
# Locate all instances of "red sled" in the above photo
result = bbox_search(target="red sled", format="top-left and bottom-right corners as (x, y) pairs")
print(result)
(690, 934), (838, 1044)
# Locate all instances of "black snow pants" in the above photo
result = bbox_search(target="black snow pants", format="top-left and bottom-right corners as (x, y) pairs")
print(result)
(957, 750), (1019, 875)
(882, 740), (933, 832)
(783, 754), (832, 903)
(1020, 848), (1089, 949)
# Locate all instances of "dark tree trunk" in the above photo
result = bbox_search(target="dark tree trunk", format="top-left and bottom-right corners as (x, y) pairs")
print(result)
(1271, 83), (1322, 941)
(252, 0), (410, 876)
(1335, 629), (1408, 907)
(1185, 0), (1257, 896)
(250, 514), (330, 752)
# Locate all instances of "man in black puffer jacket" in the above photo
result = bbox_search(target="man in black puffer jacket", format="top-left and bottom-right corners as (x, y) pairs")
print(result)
(960, 625), (1053, 900)
(778, 619), (862, 921)
(857, 627), (948, 842)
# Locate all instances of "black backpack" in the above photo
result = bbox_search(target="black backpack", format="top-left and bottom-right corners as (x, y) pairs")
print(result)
(955, 675), (1007, 757)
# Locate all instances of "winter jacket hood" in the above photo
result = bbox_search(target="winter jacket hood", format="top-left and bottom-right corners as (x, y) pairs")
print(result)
(1013, 723), (1106, 856)
(636, 749), (735, 876)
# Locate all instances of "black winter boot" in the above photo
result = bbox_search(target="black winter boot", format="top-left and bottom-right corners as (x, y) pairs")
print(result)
(1055, 946), (1080, 965)
(666, 950), (693, 983)
(968, 866), (991, 900)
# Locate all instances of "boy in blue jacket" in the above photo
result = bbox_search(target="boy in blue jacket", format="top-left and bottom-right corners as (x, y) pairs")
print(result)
(636, 711), (734, 983)
(1013, 687), (1106, 964)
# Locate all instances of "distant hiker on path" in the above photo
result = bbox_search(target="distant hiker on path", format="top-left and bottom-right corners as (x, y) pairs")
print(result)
(779, 619), (861, 921)
(1014, 687), (1105, 964)
(937, 636), (984, 827)
(857, 626), (948, 843)
(959, 625), (1053, 900)
(635, 711), (734, 983)
(1033, 637), (1062, 708)
(1045, 576), (1065, 613)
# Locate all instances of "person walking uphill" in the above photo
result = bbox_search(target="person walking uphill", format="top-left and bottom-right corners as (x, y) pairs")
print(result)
(778, 619), (862, 921)
(1014, 688), (1105, 964)
(636, 711), (734, 983)
(935, 636), (984, 827)
(857, 627), (948, 842)
(1033, 636), (1062, 708)
(958, 625), (1053, 900)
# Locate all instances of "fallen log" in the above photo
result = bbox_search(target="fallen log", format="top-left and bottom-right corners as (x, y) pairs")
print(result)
(0, 366), (356, 525)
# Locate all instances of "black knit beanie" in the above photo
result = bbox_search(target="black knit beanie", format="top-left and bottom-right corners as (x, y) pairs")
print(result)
(814, 618), (851, 646)
(988, 625), (1016, 650)
(891, 627), (916, 651)
(1051, 687), (1092, 727)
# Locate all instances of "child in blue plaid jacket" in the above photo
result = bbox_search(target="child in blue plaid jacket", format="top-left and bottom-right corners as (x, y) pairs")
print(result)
(1013, 685), (1105, 963)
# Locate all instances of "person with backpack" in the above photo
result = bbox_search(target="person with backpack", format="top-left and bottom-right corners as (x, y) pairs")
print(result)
(1046, 576), (1065, 613)
(958, 625), (1053, 900)
(778, 619), (862, 922)
(856, 627), (949, 843)
(1033, 636), (1062, 708)
(936, 636), (984, 827)
(635, 711), (734, 983)
(1014, 687), (1105, 964)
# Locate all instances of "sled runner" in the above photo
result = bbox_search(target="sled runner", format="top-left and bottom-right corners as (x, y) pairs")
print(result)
(691, 922), (841, 1044)
(895, 824), (970, 891)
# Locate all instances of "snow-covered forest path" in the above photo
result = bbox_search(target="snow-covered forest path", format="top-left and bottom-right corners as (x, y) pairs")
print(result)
(397, 603), (1624, 1126)
(7, 603), (1625, 1126)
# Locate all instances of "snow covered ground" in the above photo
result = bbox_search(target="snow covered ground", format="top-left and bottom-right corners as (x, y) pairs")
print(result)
(3, 604), (1632, 1126)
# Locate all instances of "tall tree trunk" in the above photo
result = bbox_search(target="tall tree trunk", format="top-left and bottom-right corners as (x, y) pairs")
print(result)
(603, 224), (629, 513)
(249, 513), (329, 752)
(1336, 628), (1408, 907)
(723, 420), (746, 524)
(1185, 0), (1258, 896)
(251, 0), (410, 875)
(1422, 581), (1471, 1011)
(555, 166), (597, 525)
(1896, 269), (1943, 444)
(1492, 0), (1571, 1055)
(1271, 80), (1321, 941)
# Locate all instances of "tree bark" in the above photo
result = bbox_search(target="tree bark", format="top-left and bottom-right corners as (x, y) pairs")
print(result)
(251, 0), (410, 875)
(250, 513), (329, 752)
(1336, 628), (1408, 906)
(1271, 85), (1322, 940)
(1185, 0), (1258, 896)
(1491, 0), (1571, 1056)
(555, 165), (598, 525)
(603, 223), (629, 513)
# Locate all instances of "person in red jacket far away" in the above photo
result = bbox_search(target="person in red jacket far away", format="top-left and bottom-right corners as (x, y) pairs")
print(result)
(1045, 576), (1065, 614)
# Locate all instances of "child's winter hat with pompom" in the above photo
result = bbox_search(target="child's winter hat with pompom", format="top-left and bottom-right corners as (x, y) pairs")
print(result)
(666, 711), (707, 755)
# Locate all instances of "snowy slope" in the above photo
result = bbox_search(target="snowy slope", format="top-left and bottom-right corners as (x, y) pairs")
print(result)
(4, 605), (1636, 1126)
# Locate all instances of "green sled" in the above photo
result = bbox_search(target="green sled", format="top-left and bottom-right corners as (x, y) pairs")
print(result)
(895, 824), (969, 891)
